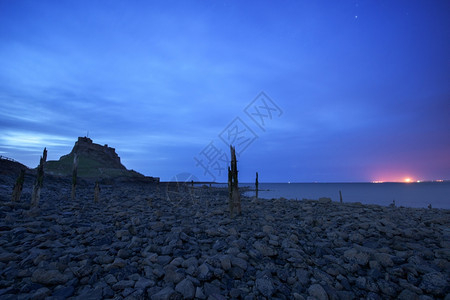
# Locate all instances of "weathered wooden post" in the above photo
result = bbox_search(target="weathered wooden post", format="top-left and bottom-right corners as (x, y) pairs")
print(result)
(229, 145), (241, 217)
(11, 169), (25, 202)
(94, 181), (100, 203)
(255, 172), (259, 199)
(228, 166), (232, 211)
(31, 147), (47, 207)
(339, 190), (343, 203)
(71, 154), (78, 201)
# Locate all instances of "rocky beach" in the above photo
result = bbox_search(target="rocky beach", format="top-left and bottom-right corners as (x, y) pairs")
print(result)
(0, 173), (449, 299)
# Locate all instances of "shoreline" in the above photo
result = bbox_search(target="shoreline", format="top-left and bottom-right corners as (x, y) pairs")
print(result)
(0, 180), (449, 299)
(240, 182), (450, 210)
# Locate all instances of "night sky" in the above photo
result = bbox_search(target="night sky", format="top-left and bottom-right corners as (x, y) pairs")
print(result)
(1, 1), (449, 183)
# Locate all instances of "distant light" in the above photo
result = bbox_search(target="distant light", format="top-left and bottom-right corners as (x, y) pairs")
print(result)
(372, 180), (384, 183)
(404, 178), (412, 183)
(288, 181), (291, 184)
(436, 179), (444, 182)
(416, 180), (421, 183)
(355, 15), (358, 19)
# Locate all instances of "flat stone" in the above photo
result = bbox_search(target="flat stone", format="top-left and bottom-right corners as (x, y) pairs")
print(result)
(110, 257), (126, 268)
(319, 197), (332, 203)
(397, 289), (419, 300)
(97, 254), (114, 264)
(182, 257), (198, 269)
(112, 280), (134, 291)
(419, 272), (448, 296)
(135, 277), (155, 289)
(262, 225), (274, 234)
(255, 276), (275, 297)
(175, 278), (195, 299)
(195, 287), (206, 299)
(164, 264), (184, 284)
(31, 269), (69, 286)
(117, 249), (131, 259)
(355, 252), (369, 266)
(32, 287), (51, 299)
(230, 256), (248, 270)
(198, 263), (211, 281)
(308, 284), (328, 300)
(204, 282), (220, 297)
(0, 253), (19, 263)
(75, 286), (103, 300)
(150, 286), (178, 300)
(253, 241), (277, 257)
(104, 274), (117, 285)
(52, 286), (75, 298)
(373, 253), (393, 268)
(219, 255), (231, 271)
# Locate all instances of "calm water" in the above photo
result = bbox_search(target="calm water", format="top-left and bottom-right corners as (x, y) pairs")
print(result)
(237, 182), (450, 209)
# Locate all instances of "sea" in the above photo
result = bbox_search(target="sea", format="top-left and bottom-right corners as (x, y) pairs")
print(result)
(233, 182), (450, 209)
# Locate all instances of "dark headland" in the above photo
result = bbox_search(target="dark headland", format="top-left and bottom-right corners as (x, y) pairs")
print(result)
(0, 138), (448, 299)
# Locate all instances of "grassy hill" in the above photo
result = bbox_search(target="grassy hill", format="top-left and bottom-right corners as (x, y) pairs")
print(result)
(45, 153), (144, 179)
(44, 137), (147, 179)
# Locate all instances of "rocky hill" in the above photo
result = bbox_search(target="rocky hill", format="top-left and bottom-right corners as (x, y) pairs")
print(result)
(0, 156), (29, 176)
(45, 137), (153, 180)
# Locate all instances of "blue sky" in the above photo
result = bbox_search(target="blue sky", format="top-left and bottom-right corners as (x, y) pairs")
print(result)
(1, 0), (449, 182)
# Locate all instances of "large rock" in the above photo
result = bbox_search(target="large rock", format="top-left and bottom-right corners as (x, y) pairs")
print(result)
(135, 277), (155, 289)
(150, 287), (180, 300)
(256, 276), (275, 297)
(112, 280), (134, 291)
(373, 253), (393, 268)
(230, 256), (248, 270)
(318, 197), (332, 204)
(175, 278), (195, 299)
(253, 241), (277, 257)
(164, 264), (184, 284)
(197, 263), (212, 281)
(308, 284), (328, 300)
(419, 272), (448, 296)
(0, 252), (20, 263)
(219, 255), (231, 271)
(31, 269), (69, 286)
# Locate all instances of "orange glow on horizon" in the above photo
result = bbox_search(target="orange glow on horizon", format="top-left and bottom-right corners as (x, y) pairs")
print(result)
(371, 173), (418, 183)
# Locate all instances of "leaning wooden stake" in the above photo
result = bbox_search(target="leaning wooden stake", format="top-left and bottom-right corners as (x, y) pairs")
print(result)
(31, 148), (47, 207)
(71, 154), (78, 200)
(339, 190), (343, 203)
(94, 181), (100, 203)
(255, 172), (259, 199)
(229, 145), (241, 217)
(11, 169), (25, 202)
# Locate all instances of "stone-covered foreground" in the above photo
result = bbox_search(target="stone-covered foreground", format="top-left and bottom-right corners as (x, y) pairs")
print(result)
(0, 181), (449, 299)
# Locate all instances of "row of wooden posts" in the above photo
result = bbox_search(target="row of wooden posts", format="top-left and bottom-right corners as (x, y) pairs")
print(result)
(11, 145), (252, 214)
(11, 147), (47, 207)
(11, 148), (100, 206)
